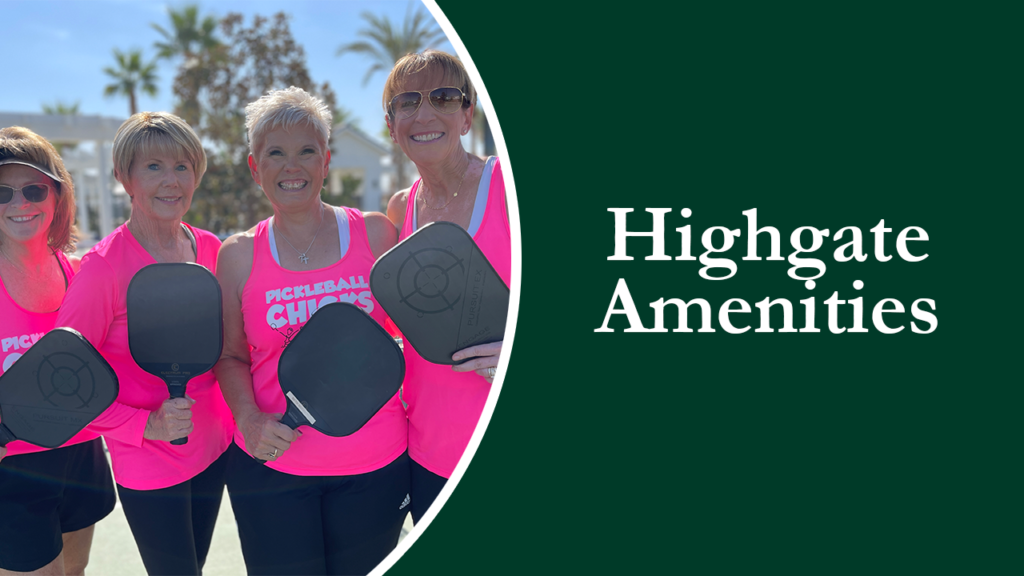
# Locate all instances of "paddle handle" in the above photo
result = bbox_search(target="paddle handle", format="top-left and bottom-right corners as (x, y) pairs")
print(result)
(0, 423), (15, 447)
(167, 380), (189, 446)
(254, 411), (302, 465)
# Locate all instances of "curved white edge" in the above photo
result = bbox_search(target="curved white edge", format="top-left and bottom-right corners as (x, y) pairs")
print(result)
(371, 1), (522, 574)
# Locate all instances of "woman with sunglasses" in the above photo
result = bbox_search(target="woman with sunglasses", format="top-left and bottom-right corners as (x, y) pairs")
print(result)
(55, 112), (233, 576)
(383, 50), (511, 524)
(215, 86), (407, 575)
(0, 127), (116, 575)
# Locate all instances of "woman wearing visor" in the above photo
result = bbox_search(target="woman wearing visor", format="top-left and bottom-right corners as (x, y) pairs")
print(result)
(384, 50), (512, 523)
(0, 127), (116, 576)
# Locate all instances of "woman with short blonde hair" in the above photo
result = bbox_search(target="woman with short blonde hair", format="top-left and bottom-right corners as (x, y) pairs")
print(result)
(384, 50), (512, 524)
(57, 111), (233, 576)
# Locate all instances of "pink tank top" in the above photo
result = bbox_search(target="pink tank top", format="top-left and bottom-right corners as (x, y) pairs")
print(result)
(56, 223), (234, 490)
(400, 157), (511, 478)
(239, 207), (407, 476)
(1, 251), (97, 457)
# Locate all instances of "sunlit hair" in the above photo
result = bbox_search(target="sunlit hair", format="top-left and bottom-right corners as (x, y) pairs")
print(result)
(245, 86), (333, 157)
(382, 50), (476, 117)
(112, 112), (207, 187)
(0, 126), (78, 253)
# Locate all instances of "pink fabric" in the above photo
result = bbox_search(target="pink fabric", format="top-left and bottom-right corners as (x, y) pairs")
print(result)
(1, 251), (99, 456)
(238, 207), (407, 476)
(55, 223), (233, 490)
(400, 157), (511, 478)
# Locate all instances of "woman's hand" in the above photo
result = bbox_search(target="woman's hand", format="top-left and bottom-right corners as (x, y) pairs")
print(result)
(144, 397), (195, 442)
(451, 341), (503, 383)
(0, 445), (6, 463)
(240, 411), (300, 462)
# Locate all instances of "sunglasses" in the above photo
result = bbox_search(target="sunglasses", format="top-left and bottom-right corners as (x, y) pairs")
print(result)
(388, 87), (469, 119)
(0, 183), (53, 204)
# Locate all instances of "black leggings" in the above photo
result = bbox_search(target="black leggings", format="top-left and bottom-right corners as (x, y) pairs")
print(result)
(410, 458), (448, 524)
(225, 443), (410, 576)
(116, 450), (228, 576)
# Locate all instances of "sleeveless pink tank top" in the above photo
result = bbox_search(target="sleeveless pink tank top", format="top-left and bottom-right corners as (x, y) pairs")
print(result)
(1, 250), (98, 456)
(239, 206), (408, 476)
(400, 157), (511, 478)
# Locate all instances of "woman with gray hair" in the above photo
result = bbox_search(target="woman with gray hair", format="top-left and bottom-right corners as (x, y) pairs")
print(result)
(57, 112), (233, 576)
(215, 86), (407, 575)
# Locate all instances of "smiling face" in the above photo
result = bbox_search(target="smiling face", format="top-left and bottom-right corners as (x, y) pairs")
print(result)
(387, 71), (474, 169)
(122, 143), (197, 226)
(248, 122), (330, 210)
(0, 164), (58, 247)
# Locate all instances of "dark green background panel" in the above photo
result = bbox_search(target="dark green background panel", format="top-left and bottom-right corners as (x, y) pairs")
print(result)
(389, 2), (1020, 574)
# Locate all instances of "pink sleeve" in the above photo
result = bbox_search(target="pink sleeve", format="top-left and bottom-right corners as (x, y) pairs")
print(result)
(56, 253), (150, 447)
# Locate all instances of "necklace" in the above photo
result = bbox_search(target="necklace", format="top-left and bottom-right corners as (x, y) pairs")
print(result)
(421, 160), (470, 210)
(0, 242), (56, 282)
(275, 203), (324, 264)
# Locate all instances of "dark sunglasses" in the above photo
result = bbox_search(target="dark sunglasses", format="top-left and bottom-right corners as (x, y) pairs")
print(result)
(388, 87), (469, 119)
(0, 183), (53, 204)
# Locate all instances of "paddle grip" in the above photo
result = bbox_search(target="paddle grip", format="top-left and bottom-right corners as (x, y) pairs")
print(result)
(166, 380), (189, 446)
(254, 411), (301, 465)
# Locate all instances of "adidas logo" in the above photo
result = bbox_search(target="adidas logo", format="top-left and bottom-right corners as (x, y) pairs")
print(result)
(399, 494), (411, 510)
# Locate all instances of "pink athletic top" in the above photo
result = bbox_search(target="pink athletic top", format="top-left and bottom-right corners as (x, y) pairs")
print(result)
(56, 223), (234, 490)
(238, 206), (407, 476)
(1, 250), (98, 456)
(400, 156), (512, 478)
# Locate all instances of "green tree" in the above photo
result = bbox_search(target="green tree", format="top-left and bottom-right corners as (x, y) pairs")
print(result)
(151, 4), (221, 59)
(175, 12), (337, 233)
(337, 4), (446, 195)
(41, 101), (81, 115)
(151, 4), (222, 125)
(102, 48), (159, 116)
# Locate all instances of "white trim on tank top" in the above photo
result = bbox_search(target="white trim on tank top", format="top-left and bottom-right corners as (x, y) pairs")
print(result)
(413, 155), (496, 236)
(268, 205), (350, 266)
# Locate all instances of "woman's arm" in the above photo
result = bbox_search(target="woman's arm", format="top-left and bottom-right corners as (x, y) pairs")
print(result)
(364, 211), (399, 259)
(386, 188), (410, 232)
(57, 253), (192, 443)
(214, 232), (298, 461)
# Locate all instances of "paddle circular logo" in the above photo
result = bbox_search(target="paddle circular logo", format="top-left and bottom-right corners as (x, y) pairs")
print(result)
(36, 352), (98, 408)
(397, 247), (466, 317)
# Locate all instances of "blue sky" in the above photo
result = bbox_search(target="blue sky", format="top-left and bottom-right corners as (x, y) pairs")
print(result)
(1, 0), (455, 142)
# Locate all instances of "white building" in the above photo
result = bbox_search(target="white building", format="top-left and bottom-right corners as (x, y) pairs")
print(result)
(0, 111), (127, 246)
(327, 123), (398, 212)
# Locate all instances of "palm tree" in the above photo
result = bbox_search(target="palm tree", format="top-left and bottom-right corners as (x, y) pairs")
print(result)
(103, 48), (159, 116)
(336, 5), (446, 86)
(337, 5), (446, 193)
(151, 4), (221, 60)
(41, 101), (81, 116)
(151, 5), (221, 126)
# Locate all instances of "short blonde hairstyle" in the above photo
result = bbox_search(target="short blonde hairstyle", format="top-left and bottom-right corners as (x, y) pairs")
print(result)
(382, 50), (475, 117)
(112, 112), (207, 186)
(0, 126), (78, 253)
(245, 87), (333, 157)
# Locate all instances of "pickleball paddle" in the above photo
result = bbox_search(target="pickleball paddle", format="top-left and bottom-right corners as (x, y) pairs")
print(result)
(127, 263), (222, 445)
(256, 302), (404, 464)
(0, 328), (119, 449)
(370, 221), (509, 365)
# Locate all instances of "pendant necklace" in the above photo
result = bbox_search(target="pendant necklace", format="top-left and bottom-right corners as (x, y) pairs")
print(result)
(276, 203), (325, 264)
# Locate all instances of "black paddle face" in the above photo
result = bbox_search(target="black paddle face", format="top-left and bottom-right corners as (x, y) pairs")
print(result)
(127, 263), (223, 445)
(370, 221), (509, 364)
(0, 328), (118, 448)
(276, 302), (404, 437)
(127, 263), (223, 389)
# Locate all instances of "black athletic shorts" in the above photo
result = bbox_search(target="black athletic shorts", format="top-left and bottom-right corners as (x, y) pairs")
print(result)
(0, 438), (116, 572)
(226, 442), (411, 576)
(410, 458), (448, 525)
